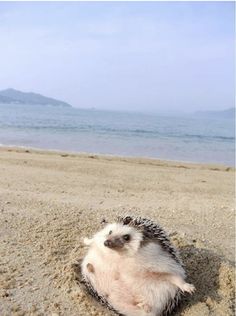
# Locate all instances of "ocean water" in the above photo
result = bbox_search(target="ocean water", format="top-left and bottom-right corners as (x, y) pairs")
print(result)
(0, 103), (234, 166)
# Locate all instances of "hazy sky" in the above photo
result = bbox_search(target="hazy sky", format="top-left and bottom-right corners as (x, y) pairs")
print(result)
(0, 2), (234, 112)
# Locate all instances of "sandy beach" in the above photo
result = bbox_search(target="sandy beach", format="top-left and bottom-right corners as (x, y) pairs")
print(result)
(0, 147), (235, 316)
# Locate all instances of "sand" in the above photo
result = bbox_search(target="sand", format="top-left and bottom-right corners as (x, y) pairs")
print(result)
(0, 147), (235, 316)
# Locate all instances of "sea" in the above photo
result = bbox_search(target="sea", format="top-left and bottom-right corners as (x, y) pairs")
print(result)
(0, 103), (235, 166)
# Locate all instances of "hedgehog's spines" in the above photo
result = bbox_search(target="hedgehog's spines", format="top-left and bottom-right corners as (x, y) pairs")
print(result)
(118, 215), (183, 266)
(162, 290), (182, 316)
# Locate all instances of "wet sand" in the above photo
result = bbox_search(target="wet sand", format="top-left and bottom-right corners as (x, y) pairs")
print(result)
(0, 147), (235, 316)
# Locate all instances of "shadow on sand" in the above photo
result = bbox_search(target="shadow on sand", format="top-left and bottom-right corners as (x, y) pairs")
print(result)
(175, 243), (233, 315)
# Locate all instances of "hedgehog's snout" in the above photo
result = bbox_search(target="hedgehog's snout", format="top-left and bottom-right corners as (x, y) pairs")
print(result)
(104, 239), (112, 247)
(104, 238), (124, 249)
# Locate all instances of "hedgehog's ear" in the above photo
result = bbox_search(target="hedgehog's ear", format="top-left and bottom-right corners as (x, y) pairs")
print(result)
(119, 216), (133, 225)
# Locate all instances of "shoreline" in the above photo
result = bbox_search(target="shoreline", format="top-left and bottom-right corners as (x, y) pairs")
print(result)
(0, 145), (234, 171)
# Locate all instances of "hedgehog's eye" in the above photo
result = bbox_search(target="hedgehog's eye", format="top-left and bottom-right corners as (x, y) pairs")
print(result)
(123, 234), (130, 241)
(109, 230), (112, 235)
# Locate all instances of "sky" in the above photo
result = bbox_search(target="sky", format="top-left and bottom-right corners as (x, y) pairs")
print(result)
(0, 2), (234, 113)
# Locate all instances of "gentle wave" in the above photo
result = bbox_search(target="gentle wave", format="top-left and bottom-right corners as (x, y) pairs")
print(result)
(2, 124), (234, 142)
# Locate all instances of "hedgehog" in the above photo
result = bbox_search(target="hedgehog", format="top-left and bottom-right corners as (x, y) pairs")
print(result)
(79, 216), (195, 316)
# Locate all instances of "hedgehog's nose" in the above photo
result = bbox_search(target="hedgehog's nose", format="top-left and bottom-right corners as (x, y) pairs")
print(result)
(104, 240), (112, 247)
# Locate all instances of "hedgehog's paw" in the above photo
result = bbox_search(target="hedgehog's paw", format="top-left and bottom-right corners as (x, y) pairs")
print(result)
(83, 237), (93, 246)
(181, 283), (195, 294)
(136, 301), (152, 313)
(86, 263), (95, 273)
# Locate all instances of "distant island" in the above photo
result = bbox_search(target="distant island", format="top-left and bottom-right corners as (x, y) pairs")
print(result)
(195, 108), (235, 119)
(0, 88), (72, 107)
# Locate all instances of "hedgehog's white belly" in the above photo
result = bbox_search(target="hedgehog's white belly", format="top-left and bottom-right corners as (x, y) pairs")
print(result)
(119, 275), (177, 316)
(81, 246), (120, 297)
(82, 248), (178, 316)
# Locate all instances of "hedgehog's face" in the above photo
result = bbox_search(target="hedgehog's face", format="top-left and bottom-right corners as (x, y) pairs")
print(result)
(94, 223), (143, 254)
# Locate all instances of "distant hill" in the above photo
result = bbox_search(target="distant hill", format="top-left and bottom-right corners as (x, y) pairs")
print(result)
(195, 108), (235, 119)
(0, 88), (71, 107)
